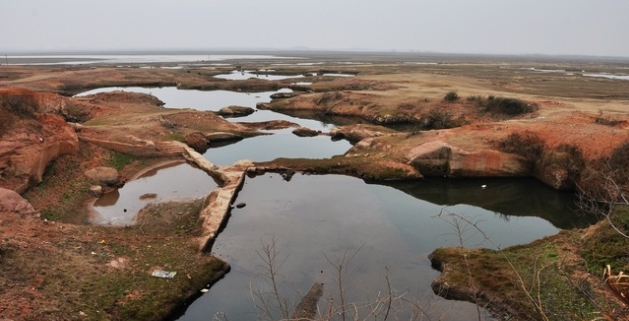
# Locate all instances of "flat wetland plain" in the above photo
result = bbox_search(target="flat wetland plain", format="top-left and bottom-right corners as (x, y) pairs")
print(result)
(1, 51), (629, 321)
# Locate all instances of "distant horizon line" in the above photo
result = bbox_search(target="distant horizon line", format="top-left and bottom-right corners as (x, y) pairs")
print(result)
(2, 47), (628, 60)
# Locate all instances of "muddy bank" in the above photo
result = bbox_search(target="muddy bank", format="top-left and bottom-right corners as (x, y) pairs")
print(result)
(0, 189), (231, 321)
(428, 210), (629, 321)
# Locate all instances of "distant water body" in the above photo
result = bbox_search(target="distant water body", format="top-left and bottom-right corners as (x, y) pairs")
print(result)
(6, 54), (298, 66)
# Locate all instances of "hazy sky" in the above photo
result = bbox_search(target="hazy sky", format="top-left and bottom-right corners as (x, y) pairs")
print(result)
(2, 0), (629, 57)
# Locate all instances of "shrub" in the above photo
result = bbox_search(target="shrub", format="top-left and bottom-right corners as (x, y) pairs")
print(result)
(482, 96), (538, 117)
(443, 90), (459, 102)
(605, 140), (629, 185)
(419, 108), (461, 130)
(541, 144), (586, 183)
(556, 144), (586, 178)
(0, 91), (38, 135)
(61, 101), (92, 123)
(1, 92), (37, 118)
(579, 139), (629, 205)
(498, 131), (544, 164)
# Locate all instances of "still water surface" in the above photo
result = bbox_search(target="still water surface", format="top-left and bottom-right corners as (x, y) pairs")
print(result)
(76, 86), (330, 130)
(173, 174), (591, 321)
(10, 54), (297, 65)
(213, 70), (306, 81)
(92, 162), (218, 225)
(205, 129), (350, 166)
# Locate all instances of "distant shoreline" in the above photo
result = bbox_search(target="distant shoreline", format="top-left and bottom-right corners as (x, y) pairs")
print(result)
(3, 50), (629, 65)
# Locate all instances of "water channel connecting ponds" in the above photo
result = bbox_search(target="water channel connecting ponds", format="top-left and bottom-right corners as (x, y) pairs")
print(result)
(76, 86), (596, 321)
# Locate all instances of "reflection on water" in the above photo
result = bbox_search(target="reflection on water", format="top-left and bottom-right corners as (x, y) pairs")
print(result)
(174, 174), (584, 321)
(92, 163), (217, 225)
(204, 129), (351, 166)
(214, 70), (306, 81)
(75, 87), (332, 130)
(583, 73), (629, 81)
(321, 73), (356, 77)
(383, 178), (597, 229)
(9, 54), (297, 66)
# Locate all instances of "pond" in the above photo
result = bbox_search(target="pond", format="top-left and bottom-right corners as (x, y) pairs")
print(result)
(583, 73), (629, 81)
(213, 70), (306, 81)
(172, 174), (592, 321)
(92, 162), (218, 225)
(76, 86), (330, 130)
(9, 54), (298, 66)
(205, 129), (350, 166)
(86, 86), (351, 224)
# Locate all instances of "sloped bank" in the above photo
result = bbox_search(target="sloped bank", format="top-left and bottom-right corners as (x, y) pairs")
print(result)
(428, 207), (629, 321)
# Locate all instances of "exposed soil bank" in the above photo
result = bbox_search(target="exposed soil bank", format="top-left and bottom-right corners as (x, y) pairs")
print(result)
(0, 193), (230, 321)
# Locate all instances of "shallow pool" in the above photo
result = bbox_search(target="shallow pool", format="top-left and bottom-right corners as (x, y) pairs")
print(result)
(172, 174), (591, 321)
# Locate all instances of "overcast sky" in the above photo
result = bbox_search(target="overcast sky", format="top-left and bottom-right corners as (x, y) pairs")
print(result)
(2, 0), (628, 57)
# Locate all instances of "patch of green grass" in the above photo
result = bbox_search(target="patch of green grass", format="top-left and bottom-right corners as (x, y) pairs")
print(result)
(109, 151), (137, 171)
(134, 200), (204, 235)
(25, 156), (93, 223)
(580, 205), (629, 272)
(164, 133), (185, 142)
(430, 231), (602, 321)
(63, 101), (92, 123)
(15, 227), (229, 321)
(360, 165), (412, 181)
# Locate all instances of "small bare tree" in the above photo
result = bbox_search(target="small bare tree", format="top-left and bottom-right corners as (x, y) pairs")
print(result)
(246, 237), (450, 321)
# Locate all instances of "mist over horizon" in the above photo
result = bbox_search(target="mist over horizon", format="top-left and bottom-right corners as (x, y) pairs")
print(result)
(2, 0), (629, 58)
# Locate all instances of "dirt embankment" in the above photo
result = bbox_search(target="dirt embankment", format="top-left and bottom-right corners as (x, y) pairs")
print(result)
(263, 87), (629, 190)
(0, 89), (240, 321)
(0, 190), (229, 321)
(0, 89), (79, 193)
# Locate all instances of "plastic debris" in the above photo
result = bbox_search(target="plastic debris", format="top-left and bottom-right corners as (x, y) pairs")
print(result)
(200, 288), (209, 293)
(151, 270), (177, 279)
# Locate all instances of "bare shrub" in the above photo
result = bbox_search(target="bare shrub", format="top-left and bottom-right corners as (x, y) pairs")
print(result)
(0, 91), (38, 135)
(481, 96), (537, 117)
(1, 92), (37, 118)
(443, 91), (459, 102)
(498, 131), (544, 164)
(419, 108), (463, 130)
(541, 143), (586, 183)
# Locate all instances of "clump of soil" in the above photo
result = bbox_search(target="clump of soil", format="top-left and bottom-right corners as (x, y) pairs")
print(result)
(135, 200), (205, 235)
